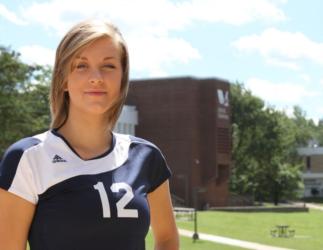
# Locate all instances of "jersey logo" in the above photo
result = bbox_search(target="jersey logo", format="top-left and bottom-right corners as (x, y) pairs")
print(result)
(52, 154), (67, 163)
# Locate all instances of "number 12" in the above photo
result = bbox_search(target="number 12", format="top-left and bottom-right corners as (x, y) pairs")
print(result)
(94, 181), (139, 218)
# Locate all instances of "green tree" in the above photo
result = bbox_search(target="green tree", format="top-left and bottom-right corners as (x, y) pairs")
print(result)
(0, 46), (51, 156)
(291, 105), (316, 146)
(230, 83), (303, 204)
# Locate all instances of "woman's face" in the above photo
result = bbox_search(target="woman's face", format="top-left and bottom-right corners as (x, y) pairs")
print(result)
(66, 37), (122, 117)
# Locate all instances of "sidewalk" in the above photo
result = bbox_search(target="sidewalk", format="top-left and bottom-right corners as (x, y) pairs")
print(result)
(305, 203), (323, 211)
(293, 202), (323, 211)
(178, 228), (295, 250)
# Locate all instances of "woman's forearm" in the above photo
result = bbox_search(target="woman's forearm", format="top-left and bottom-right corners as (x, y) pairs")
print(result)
(155, 236), (180, 250)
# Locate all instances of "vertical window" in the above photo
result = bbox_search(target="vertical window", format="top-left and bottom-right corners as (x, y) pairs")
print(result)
(217, 165), (229, 185)
(306, 156), (311, 171)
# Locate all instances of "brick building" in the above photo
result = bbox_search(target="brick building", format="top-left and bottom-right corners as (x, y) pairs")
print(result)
(126, 77), (231, 208)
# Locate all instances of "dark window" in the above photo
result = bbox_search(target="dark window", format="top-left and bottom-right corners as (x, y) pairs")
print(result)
(306, 156), (311, 171)
(217, 165), (229, 185)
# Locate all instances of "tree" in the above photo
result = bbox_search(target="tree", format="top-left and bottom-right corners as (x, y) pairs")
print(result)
(291, 105), (316, 146)
(230, 83), (303, 204)
(0, 46), (51, 157)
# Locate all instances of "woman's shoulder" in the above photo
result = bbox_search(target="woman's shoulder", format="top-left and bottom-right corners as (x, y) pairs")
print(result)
(113, 132), (160, 150)
(1, 131), (49, 161)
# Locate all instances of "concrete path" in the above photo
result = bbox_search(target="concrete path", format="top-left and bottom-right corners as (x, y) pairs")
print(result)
(305, 203), (323, 211)
(293, 202), (323, 211)
(178, 228), (295, 250)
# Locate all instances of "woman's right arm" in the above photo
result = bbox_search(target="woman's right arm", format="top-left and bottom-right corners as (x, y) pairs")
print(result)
(0, 188), (35, 250)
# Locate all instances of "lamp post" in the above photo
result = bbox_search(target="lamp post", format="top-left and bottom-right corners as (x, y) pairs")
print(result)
(192, 186), (206, 242)
(192, 187), (199, 242)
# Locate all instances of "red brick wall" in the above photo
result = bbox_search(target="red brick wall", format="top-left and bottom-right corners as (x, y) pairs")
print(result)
(126, 77), (231, 207)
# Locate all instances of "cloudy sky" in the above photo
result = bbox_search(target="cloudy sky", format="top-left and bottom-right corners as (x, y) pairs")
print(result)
(1, 0), (322, 122)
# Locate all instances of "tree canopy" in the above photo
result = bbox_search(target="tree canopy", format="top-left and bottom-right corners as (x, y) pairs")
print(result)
(0, 46), (51, 157)
(229, 83), (313, 204)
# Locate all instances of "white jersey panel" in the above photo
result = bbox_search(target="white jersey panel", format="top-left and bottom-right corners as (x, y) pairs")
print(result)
(22, 132), (131, 201)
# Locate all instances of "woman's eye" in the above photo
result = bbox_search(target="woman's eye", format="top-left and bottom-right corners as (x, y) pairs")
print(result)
(103, 64), (115, 69)
(76, 64), (87, 69)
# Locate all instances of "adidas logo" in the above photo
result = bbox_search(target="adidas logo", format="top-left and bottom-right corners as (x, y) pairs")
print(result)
(52, 154), (67, 163)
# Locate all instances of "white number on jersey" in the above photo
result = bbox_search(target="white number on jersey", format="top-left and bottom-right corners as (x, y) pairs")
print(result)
(94, 182), (139, 218)
(93, 182), (111, 218)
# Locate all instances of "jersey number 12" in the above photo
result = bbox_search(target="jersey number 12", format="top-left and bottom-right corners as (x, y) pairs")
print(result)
(94, 181), (139, 218)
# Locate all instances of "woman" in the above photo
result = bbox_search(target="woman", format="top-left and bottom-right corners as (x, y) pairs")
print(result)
(0, 20), (179, 250)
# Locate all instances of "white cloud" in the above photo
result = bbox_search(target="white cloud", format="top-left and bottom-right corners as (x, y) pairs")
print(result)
(180, 0), (286, 25)
(245, 77), (317, 104)
(20, 0), (287, 35)
(18, 45), (55, 66)
(265, 58), (299, 71)
(128, 35), (200, 77)
(13, 0), (286, 75)
(0, 3), (26, 25)
(232, 28), (323, 69)
(299, 74), (311, 83)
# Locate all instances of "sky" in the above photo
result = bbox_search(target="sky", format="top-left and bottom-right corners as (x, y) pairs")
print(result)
(0, 0), (322, 122)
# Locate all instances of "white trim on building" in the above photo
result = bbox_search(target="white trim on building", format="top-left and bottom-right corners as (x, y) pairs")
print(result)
(297, 147), (323, 155)
(114, 105), (138, 135)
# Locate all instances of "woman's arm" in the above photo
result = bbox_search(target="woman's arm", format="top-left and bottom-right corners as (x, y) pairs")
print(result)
(0, 188), (35, 250)
(147, 180), (179, 250)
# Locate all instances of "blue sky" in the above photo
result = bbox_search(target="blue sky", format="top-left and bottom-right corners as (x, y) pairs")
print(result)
(0, 0), (322, 122)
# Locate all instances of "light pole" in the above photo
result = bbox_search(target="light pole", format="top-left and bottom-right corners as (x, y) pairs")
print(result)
(192, 186), (206, 242)
(192, 187), (199, 241)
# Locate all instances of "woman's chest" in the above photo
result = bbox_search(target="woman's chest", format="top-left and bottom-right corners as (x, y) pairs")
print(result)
(29, 169), (150, 247)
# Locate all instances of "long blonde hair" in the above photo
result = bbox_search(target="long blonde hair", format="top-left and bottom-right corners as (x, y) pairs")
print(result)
(50, 19), (129, 130)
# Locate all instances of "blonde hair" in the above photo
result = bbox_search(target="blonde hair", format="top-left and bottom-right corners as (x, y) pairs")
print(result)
(50, 19), (129, 130)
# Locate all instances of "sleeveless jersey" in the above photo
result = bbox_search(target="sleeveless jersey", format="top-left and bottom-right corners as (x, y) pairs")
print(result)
(0, 130), (171, 250)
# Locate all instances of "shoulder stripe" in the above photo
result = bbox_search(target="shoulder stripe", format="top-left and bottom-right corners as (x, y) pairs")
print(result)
(0, 137), (41, 190)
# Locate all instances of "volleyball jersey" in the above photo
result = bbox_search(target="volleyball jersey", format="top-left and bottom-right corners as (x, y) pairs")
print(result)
(0, 130), (171, 250)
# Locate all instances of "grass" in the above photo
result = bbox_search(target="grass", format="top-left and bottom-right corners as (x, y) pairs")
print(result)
(176, 209), (323, 250)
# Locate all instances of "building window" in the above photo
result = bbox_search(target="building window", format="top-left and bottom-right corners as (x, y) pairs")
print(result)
(217, 165), (229, 185)
(306, 156), (311, 171)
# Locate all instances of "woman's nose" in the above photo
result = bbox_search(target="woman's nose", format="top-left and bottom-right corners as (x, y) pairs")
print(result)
(89, 69), (103, 85)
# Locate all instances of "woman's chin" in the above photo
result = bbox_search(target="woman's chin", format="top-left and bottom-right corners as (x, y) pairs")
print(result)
(82, 105), (110, 116)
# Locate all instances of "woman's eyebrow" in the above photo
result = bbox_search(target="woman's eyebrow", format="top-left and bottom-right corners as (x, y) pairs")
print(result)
(75, 56), (88, 60)
(75, 56), (116, 61)
(103, 56), (117, 60)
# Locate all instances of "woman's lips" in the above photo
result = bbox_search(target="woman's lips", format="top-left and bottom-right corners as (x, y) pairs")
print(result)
(84, 91), (107, 96)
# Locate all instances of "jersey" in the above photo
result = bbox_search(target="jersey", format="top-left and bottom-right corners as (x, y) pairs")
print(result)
(0, 130), (171, 250)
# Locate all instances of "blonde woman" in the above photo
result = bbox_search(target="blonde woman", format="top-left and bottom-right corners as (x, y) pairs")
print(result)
(0, 20), (179, 250)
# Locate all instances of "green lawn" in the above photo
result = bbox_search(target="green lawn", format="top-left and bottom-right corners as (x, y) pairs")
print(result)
(176, 209), (323, 250)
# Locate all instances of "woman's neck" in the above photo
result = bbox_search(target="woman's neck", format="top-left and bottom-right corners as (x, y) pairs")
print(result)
(57, 111), (112, 160)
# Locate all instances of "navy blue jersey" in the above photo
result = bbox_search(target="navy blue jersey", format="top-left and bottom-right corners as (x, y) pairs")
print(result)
(0, 130), (171, 250)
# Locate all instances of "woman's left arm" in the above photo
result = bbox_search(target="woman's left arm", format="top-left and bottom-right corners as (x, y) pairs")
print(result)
(147, 180), (179, 250)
